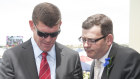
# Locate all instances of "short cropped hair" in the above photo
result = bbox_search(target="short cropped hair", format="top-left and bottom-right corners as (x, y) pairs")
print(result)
(32, 2), (61, 27)
(82, 14), (113, 36)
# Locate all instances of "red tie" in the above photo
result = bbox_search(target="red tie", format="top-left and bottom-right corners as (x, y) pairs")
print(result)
(39, 52), (51, 79)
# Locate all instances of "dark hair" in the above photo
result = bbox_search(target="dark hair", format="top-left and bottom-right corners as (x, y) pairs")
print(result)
(32, 2), (61, 27)
(82, 14), (113, 36)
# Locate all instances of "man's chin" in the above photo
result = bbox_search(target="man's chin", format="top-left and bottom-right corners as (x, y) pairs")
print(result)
(86, 51), (96, 59)
(86, 53), (93, 59)
(40, 46), (52, 52)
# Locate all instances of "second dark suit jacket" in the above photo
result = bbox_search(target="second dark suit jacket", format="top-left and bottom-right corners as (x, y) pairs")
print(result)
(0, 39), (83, 79)
(90, 42), (140, 79)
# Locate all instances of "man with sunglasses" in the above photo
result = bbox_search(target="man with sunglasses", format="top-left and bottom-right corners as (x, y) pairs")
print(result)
(0, 2), (83, 79)
(79, 14), (140, 79)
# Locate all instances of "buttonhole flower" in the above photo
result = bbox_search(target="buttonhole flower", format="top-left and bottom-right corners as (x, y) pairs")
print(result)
(103, 58), (111, 67)
(103, 56), (114, 77)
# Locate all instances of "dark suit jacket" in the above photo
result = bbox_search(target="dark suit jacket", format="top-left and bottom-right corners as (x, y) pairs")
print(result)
(0, 39), (83, 79)
(90, 42), (140, 79)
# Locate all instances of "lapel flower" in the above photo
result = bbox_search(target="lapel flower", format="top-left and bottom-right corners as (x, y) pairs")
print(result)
(103, 56), (114, 77)
(103, 58), (111, 67)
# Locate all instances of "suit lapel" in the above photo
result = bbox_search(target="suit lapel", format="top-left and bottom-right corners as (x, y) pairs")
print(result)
(90, 60), (95, 79)
(21, 39), (39, 79)
(55, 42), (63, 66)
(101, 42), (118, 79)
(55, 42), (64, 79)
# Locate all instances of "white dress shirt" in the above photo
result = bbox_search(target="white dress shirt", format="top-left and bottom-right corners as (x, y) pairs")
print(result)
(94, 44), (112, 79)
(31, 37), (56, 79)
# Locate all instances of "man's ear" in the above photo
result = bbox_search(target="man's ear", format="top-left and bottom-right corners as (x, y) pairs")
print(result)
(29, 20), (34, 31)
(58, 21), (62, 29)
(106, 34), (113, 45)
(60, 21), (62, 25)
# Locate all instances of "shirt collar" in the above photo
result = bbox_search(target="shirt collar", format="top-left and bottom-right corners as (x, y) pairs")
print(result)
(48, 44), (56, 60)
(31, 37), (56, 60)
(99, 44), (113, 64)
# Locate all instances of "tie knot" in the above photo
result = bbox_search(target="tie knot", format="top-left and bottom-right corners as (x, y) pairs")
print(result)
(42, 52), (47, 58)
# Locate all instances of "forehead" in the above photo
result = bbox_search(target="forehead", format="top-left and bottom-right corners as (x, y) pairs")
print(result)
(82, 26), (102, 38)
(37, 21), (60, 32)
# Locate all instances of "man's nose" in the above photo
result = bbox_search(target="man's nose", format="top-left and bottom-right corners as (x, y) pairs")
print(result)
(44, 36), (52, 42)
(83, 41), (89, 47)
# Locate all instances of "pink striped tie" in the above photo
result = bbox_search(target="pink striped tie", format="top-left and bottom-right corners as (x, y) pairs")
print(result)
(39, 52), (51, 79)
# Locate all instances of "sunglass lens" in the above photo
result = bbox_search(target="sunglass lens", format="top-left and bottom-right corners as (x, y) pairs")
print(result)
(50, 32), (59, 37)
(37, 30), (60, 38)
(37, 31), (48, 38)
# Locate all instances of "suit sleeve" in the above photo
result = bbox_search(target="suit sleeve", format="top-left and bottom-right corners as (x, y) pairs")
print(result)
(123, 52), (140, 79)
(0, 50), (15, 79)
(73, 53), (83, 79)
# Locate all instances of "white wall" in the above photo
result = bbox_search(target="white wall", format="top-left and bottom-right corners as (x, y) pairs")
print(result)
(129, 0), (140, 53)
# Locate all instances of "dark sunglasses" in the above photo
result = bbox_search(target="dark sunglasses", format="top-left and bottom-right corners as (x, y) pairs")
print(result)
(35, 27), (61, 38)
